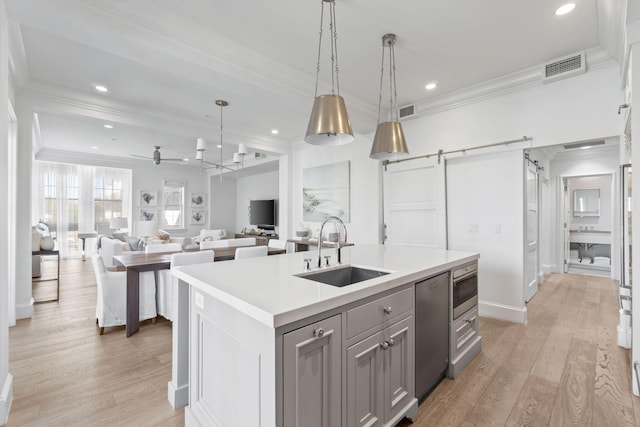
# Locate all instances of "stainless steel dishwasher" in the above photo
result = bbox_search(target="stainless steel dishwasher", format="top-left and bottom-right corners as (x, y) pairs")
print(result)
(415, 271), (449, 402)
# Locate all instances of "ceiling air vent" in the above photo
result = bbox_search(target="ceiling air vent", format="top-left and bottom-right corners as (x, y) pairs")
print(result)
(399, 105), (416, 120)
(543, 52), (585, 84)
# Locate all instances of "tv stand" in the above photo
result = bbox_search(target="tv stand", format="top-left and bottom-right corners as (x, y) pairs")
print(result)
(235, 233), (279, 246)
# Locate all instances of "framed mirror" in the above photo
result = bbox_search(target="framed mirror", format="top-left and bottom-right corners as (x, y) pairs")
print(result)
(573, 188), (600, 217)
(163, 180), (185, 228)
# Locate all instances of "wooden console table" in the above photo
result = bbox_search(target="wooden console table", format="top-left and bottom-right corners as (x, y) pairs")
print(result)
(32, 249), (60, 303)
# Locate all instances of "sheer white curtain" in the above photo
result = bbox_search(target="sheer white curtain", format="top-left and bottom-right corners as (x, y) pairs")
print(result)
(33, 162), (132, 258)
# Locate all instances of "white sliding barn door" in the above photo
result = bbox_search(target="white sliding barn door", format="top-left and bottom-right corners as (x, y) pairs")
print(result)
(383, 157), (446, 248)
(525, 161), (539, 302)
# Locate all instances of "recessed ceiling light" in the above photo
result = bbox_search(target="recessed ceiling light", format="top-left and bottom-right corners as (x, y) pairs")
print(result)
(183, 158), (189, 162)
(425, 82), (437, 90)
(91, 146), (99, 150)
(580, 146), (592, 150)
(94, 85), (108, 93)
(104, 124), (113, 129)
(555, 3), (576, 15)
(217, 144), (222, 148)
(271, 129), (279, 135)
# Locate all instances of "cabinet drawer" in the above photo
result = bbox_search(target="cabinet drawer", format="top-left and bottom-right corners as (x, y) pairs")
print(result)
(452, 306), (478, 353)
(347, 287), (413, 339)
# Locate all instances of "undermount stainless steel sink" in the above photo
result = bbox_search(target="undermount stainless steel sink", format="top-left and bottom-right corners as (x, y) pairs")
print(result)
(296, 265), (390, 287)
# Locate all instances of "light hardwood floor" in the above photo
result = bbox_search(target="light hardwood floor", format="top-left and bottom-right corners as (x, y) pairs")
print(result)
(8, 258), (183, 426)
(401, 272), (640, 427)
(7, 260), (639, 426)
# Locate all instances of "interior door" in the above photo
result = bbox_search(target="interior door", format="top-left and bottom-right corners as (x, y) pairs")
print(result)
(383, 157), (446, 248)
(525, 160), (539, 302)
(563, 178), (570, 273)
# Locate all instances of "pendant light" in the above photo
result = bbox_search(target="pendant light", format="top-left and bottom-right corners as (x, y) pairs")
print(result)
(305, 0), (354, 146)
(370, 34), (409, 160)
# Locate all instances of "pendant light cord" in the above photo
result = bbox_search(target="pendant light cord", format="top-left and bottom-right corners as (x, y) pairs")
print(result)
(377, 44), (385, 124)
(313, 0), (341, 98)
(219, 103), (224, 180)
(391, 42), (398, 122)
(330, 0), (340, 95)
(314, 1), (325, 98)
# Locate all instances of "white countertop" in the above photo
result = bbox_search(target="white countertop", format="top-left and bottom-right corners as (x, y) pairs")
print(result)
(173, 244), (479, 328)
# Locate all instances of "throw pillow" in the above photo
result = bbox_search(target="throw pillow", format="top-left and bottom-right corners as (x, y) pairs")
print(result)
(124, 236), (144, 251)
(157, 229), (171, 242)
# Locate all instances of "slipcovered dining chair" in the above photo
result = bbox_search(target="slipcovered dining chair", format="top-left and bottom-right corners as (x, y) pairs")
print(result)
(268, 239), (288, 251)
(91, 254), (157, 335)
(200, 240), (229, 250)
(234, 245), (268, 260)
(145, 242), (182, 253)
(155, 250), (215, 320)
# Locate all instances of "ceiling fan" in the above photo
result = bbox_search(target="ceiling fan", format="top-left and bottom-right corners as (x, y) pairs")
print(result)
(131, 146), (185, 165)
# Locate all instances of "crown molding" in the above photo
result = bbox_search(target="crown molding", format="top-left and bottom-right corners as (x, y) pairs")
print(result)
(7, 22), (28, 88)
(19, 82), (293, 155)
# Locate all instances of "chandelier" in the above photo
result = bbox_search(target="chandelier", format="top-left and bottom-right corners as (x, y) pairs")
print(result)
(196, 100), (249, 179)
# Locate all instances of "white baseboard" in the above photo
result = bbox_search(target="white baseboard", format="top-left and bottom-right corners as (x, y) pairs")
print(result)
(167, 380), (188, 409)
(15, 298), (34, 320)
(478, 300), (527, 324)
(0, 373), (13, 426)
(542, 264), (560, 274)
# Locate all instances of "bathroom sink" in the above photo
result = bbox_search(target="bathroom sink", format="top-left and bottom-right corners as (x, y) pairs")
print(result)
(296, 265), (390, 287)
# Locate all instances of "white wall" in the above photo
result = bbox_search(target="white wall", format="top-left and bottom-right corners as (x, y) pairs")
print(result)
(0, 0), (13, 422)
(447, 150), (526, 322)
(235, 170), (279, 234)
(290, 133), (380, 245)
(130, 162), (208, 238)
(209, 174), (236, 234)
(288, 64), (622, 324)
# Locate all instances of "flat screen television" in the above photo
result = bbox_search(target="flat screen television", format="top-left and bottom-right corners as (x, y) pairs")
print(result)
(249, 199), (277, 230)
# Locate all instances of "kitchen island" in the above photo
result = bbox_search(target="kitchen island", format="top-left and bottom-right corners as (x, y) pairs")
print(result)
(170, 244), (479, 426)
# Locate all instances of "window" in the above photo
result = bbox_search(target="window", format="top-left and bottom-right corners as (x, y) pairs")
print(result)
(163, 180), (185, 229)
(94, 176), (124, 224)
(34, 162), (131, 257)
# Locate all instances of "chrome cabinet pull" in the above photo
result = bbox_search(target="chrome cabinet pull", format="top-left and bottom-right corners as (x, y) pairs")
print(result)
(380, 340), (390, 350)
(383, 306), (393, 315)
(313, 327), (325, 338)
(388, 338), (394, 347)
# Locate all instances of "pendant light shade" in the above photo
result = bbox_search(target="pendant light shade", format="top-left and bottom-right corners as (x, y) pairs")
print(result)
(370, 33), (410, 160)
(370, 121), (408, 160)
(305, 94), (354, 145)
(304, 0), (354, 146)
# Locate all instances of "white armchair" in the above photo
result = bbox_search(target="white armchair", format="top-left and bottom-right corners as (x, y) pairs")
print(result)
(155, 250), (215, 320)
(91, 254), (157, 334)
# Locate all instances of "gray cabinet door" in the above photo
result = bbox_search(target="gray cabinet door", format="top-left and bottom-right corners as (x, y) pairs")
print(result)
(283, 314), (342, 427)
(347, 331), (384, 427)
(383, 316), (414, 423)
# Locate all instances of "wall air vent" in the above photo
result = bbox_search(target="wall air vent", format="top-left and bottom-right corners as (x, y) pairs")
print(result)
(399, 105), (416, 120)
(543, 52), (585, 84)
